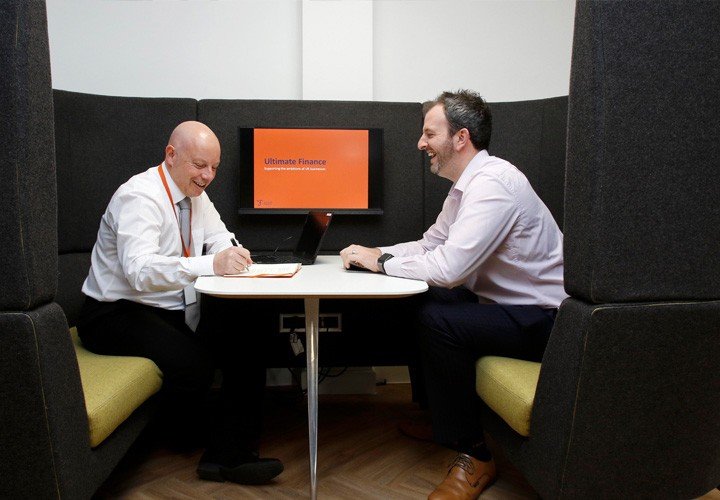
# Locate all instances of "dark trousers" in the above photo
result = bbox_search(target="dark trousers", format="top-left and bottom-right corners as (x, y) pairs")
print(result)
(77, 296), (268, 453)
(414, 287), (556, 446)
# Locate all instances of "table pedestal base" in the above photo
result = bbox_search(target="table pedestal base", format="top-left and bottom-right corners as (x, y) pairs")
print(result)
(304, 297), (319, 500)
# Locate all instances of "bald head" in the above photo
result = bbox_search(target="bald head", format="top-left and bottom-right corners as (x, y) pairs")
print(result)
(168, 121), (220, 154)
(164, 121), (222, 198)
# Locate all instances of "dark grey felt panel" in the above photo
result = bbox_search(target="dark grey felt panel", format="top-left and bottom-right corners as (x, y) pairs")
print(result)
(78, 397), (157, 497)
(197, 100), (425, 252)
(57, 252), (91, 327)
(0, 1), (57, 310)
(53, 90), (197, 253)
(485, 298), (720, 499)
(0, 304), (87, 498)
(423, 97), (568, 230)
(564, 1), (720, 302)
(559, 299), (720, 498)
(537, 97), (568, 230)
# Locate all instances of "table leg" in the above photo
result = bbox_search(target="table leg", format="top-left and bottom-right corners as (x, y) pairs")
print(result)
(304, 297), (320, 500)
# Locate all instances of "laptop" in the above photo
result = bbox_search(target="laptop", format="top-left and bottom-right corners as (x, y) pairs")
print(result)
(252, 211), (333, 265)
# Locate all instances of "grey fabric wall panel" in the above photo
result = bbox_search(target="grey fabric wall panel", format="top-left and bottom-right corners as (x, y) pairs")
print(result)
(0, 1), (57, 310)
(564, 1), (720, 302)
(423, 97), (568, 230)
(491, 97), (567, 229)
(197, 100), (425, 252)
(53, 90), (197, 254)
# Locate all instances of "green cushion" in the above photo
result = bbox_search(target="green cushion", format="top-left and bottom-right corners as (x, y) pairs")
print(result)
(70, 327), (163, 447)
(475, 356), (541, 437)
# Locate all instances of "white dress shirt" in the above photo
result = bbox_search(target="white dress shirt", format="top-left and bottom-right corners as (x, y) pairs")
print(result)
(82, 164), (237, 310)
(381, 150), (567, 309)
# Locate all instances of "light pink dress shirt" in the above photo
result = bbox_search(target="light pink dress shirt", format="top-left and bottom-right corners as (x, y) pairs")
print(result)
(380, 150), (567, 309)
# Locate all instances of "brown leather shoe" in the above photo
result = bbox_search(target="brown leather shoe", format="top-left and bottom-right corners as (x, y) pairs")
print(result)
(428, 453), (496, 500)
(398, 419), (434, 442)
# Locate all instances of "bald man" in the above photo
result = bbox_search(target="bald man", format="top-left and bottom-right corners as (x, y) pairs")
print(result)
(78, 121), (283, 485)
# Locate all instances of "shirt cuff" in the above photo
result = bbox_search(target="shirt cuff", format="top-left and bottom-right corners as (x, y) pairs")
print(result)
(190, 255), (216, 277)
(381, 255), (402, 277)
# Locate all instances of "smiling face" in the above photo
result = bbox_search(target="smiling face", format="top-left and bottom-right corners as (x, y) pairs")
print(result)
(164, 122), (221, 198)
(417, 104), (457, 180)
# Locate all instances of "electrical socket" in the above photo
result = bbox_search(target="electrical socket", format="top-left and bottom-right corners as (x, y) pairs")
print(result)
(279, 313), (342, 333)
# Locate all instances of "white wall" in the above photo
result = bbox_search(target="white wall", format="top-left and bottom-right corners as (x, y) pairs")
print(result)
(373, 0), (576, 102)
(47, 0), (575, 103)
(302, 0), (373, 100)
(46, 0), (303, 99)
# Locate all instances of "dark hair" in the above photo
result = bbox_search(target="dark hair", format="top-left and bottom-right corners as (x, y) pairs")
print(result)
(425, 90), (492, 151)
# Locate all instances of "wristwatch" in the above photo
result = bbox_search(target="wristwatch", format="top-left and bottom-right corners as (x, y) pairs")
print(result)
(377, 253), (394, 274)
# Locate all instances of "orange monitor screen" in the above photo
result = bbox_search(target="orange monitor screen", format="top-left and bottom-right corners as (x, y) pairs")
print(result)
(238, 127), (383, 214)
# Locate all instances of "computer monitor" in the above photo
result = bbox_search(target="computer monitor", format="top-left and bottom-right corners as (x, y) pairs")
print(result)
(238, 127), (383, 215)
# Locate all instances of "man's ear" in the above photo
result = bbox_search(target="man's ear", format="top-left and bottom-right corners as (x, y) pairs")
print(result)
(454, 128), (470, 151)
(164, 145), (175, 166)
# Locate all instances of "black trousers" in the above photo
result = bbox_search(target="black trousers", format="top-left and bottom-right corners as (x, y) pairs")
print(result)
(414, 287), (556, 446)
(77, 296), (268, 453)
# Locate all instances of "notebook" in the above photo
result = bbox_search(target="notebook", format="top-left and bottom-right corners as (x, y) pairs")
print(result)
(252, 211), (333, 265)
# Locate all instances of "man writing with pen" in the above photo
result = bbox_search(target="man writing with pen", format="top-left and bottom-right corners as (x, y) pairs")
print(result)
(77, 121), (284, 485)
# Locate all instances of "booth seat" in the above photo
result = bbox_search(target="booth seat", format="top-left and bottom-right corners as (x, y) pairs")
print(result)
(35, 3), (720, 499)
(71, 328), (162, 448)
(0, 77), (567, 500)
(54, 90), (569, 370)
(45, 89), (569, 498)
(475, 356), (541, 437)
(4, 2), (572, 498)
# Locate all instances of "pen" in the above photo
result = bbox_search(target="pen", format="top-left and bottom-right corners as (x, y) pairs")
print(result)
(230, 237), (251, 271)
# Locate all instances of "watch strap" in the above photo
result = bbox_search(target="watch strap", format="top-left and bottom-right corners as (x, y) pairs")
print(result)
(377, 253), (394, 274)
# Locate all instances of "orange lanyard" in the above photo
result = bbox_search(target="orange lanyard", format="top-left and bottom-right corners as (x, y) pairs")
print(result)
(158, 164), (192, 257)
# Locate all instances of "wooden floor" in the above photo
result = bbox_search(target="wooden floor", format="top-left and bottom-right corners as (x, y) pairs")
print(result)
(97, 383), (720, 500)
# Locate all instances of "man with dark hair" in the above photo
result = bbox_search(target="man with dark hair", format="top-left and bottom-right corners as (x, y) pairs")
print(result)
(78, 121), (283, 485)
(340, 90), (566, 499)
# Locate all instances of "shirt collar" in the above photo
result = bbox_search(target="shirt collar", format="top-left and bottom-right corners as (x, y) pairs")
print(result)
(450, 149), (490, 196)
(160, 161), (187, 205)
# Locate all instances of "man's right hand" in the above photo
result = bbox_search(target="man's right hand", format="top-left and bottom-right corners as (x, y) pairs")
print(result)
(213, 246), (253, 275)
(339, 244), (382, 272)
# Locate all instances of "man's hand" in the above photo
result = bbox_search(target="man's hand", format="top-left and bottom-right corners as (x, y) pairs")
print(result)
(339, 244), (382, 272)
(213, 246), (253, 275)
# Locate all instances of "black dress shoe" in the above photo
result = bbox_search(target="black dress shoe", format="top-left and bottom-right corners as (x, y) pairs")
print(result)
(197, 449), (284, 484)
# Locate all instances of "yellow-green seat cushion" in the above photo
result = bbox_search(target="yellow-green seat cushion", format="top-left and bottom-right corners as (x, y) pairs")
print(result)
(475, 356), (541, 437)
(70, 327), (163, 447)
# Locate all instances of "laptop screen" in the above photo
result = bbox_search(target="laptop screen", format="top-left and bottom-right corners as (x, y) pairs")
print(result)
(294, 211), (333, 261)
